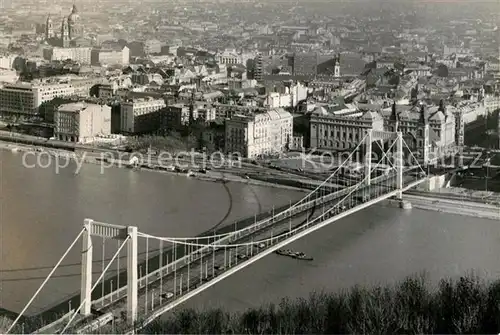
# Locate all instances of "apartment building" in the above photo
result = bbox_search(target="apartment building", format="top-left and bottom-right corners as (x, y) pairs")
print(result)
(159, 104), (193, 132)
(91, 46), (130, 67)
(43, 47), (92, 64)
(54, 102), (111, 143)
(0, 81), (75, 116)
(120, 98), (166, 134)
(225, 108), (293, 158)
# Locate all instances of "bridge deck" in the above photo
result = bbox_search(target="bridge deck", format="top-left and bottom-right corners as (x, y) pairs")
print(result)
(61, 174), (424, 333)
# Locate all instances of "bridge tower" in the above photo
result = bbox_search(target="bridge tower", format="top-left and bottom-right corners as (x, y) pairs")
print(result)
(396, 131), (404, 199)
(419, 104), (430, 165)
(369, 130), (405, 199)
(80, 220), (138, 324)
(81, 220), (93, 315)
(364, 129), (373, 186)
(497, 112), (500, 149)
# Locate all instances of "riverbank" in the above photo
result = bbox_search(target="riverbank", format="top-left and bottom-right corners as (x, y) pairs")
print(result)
(0, 140), (306, 193)
(385, 193), (500, 221)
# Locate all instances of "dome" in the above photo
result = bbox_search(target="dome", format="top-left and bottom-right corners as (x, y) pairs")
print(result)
(68, 5), (80, 23)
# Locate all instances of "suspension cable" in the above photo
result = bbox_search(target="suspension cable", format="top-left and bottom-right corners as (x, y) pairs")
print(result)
(139, 140), (398, 250)
(147, 133), (370, 242)
(60, 236), (130, 334)
(402, 137), (427, 174)
(6, 228), (85, 334)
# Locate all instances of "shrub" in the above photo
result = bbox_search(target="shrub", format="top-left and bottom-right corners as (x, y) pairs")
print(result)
(142, 274), (499, 334)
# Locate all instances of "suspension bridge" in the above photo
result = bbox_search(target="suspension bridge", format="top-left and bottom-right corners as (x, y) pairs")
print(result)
(6, 130), (429, 334)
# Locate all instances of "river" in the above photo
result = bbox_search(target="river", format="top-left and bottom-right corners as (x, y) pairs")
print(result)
(1, 148), (499, 317)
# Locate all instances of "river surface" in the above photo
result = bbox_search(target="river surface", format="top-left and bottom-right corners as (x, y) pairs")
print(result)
(1, 148), (500, 316)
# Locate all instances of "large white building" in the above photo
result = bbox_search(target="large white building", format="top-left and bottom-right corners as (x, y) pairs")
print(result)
(263, 82), (308, 109)
(91, 46), (130, 67)
(0, 81), (75, 116)
(0, 68), (19, 83)
(225, 108), (293, 158)
(310, 107), (385, 151)
(54, 102), (111, 143)
(0, 55), (16, 69)
(43, 47), (92, 64)
(120, 98), (166, 134)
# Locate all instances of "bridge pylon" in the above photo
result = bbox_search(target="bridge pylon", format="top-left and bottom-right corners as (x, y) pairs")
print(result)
(126, 226), (138, 324)
(396, 131), (403, 199)
(364, 129), (373, 186)
(81, 219), (93, 316)
(79, 220), (138, 324)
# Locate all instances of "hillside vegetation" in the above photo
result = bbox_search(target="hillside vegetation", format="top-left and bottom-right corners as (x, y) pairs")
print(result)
(141, 274), (500, 334)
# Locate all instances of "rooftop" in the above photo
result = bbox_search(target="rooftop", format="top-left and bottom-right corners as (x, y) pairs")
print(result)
(58, 102), (86, 112)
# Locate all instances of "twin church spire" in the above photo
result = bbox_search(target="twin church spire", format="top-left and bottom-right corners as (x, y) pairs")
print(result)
(45, 4), (83, 48)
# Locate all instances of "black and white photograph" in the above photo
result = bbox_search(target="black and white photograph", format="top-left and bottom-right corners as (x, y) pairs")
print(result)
(0, 0), (499, 333)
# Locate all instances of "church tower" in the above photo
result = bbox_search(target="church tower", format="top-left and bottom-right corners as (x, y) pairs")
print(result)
(334, 53), (340, 78)
(45, 15), (54, 40)
(61, 17), (70, 47)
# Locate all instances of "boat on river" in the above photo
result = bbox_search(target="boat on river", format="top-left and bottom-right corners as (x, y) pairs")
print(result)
(293, 252), (313, 261)
(275, 249), (313, 261)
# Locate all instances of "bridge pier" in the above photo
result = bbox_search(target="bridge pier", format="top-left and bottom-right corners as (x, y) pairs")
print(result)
(387, 198), (413, 210)
(80, 219), (93, 316)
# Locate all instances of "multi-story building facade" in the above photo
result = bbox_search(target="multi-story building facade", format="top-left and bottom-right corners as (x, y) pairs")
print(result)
(217, 49), (252, 65)
(254, 54), (263, 81)
(159, 103), (193, 132)
(120, 98), (166, 134)
(196, 106), (216, 123)
(484, 94), (500, 113)
(0, 68), (19, 83)
(382, 102), (456, 160)
(91, 46), (130, 67)
(309, 108), (385, 151)
(54, 102), (111, 143)
(263, 81), (308, 108)
(43, 47), (92, 64)
(0, 81), (75, 116)
(0, 54), (16, 69)
(69, 76), (106, 97)
(225, 108), (293, 158)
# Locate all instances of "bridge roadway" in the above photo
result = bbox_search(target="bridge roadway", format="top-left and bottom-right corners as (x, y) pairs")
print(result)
(57, 173), (423, 333)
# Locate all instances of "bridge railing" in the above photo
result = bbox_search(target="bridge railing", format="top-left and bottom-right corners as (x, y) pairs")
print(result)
(33, 309), (75, 334)
(92, 171), (407, 308)
(134, 177), (427, 331)
(92, 183), (355, 308)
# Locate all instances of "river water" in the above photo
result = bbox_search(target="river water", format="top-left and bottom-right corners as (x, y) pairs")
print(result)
(1, 148), (500, 316)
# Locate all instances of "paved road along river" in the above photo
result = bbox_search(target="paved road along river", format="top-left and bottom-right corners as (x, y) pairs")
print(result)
(1, 149), (500, 317)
